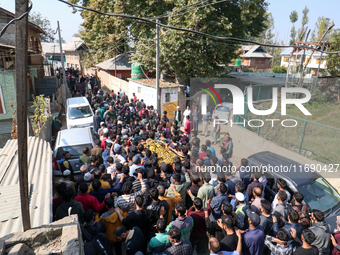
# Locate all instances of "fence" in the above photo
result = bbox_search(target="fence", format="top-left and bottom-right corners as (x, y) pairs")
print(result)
(234, 103), (340, 164)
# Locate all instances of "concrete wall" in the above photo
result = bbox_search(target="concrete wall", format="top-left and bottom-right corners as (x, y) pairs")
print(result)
(0, 71), (16, 120)
(97, 69), (130, 94)
(129, 80), (157, 106)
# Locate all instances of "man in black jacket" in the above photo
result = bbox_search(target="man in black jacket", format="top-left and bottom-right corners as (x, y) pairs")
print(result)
(114, 225), (146, 255)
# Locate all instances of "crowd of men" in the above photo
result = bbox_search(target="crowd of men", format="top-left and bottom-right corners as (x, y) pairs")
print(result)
(53, 86), (340, 255)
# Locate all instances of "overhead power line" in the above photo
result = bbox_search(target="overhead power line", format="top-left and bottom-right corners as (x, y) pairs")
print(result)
(57, 0), (340, 54)
(0, 0), (33, 38)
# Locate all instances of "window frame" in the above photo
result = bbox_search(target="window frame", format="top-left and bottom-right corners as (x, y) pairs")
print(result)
(0, 84), (6, 114)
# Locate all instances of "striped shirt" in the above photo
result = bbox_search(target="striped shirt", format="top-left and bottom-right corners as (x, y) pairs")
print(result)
(166, 216), (194, 241)
(117, 181), (146, 214)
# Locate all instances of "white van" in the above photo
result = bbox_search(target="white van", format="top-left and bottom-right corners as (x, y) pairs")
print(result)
(66, 97), (93, 129)
(53, 127), (98, 176)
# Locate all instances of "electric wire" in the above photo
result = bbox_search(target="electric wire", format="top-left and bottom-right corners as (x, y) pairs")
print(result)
(0, 0), (33, 38)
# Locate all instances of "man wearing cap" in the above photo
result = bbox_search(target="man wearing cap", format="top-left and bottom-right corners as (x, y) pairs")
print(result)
(112, 146), (126, 165)
(76, 165), (93, 191)
(174, 106), (182, 127)
(235, 192), (250, 230)
(242, 209), (265, 255)
(58, 169), (76, 196)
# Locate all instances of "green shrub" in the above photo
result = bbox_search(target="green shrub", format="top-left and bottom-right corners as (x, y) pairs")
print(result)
(272, 66), (287, 73)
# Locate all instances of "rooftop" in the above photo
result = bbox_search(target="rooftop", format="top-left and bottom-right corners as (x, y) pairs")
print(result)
(0, 137), (53, 238)
(130, 78), (184, 89)
(241, 45), (272, 58)
(96, 54), (131, 71)
(41, 42), (66, 54)
(63, 37), (87, 52)
(0, 7), (44, 34)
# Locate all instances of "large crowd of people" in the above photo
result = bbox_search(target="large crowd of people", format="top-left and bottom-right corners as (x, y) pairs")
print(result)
(53, 83), (340, 255)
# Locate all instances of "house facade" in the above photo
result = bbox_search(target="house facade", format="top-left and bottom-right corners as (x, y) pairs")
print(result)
(280, 48), (328, 75)
(41, 42), (66, 76)
(96, 54), (132, 80)
(0, 7), (44, 120)
(63, 37), (88, 72)
(240, 45), (272, 70)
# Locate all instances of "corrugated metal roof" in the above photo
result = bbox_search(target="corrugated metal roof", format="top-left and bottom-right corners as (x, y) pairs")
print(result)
(0, 137), (53, 238)
(41, 43), (66, 54)
(63, 37), (86, 52)
(96, 54), (132, 71)
(241, 45), (273, 58)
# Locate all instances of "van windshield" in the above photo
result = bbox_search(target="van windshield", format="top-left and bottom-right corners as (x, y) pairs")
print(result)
(69, 106), (93, 119)
(298, 177), (340, 213)
(56, 144), (93, 160)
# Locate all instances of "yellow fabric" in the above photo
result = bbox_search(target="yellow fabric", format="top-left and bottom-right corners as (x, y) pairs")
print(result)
(159, 190), (182, 224)
(63, 161), (70, 169)
(95, 210), (128, 242)
(88, 180), (111, 192)
(145, 139), (186, 166)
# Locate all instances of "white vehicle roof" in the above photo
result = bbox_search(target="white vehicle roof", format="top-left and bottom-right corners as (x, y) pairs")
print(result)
(66, 97), (90, 107)
(56, 127), (93, 147)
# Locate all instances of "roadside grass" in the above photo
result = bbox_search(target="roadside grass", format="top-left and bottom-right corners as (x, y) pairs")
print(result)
(245, 101), (340, 164)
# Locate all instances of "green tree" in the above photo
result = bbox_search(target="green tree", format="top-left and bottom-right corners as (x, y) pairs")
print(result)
(327, 28), (340, 76)
(70, 0), (269, 83)
(289, 10), (298, 45)
(28, 11), (55, 42)
(297, 6), (309, 40)
(314, 17), (331, 41)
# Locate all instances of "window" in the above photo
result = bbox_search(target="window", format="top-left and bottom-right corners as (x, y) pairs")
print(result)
(56, 144), (93, 160)
(283, 57), (290, 62)
(68, 106), (93, 119)
(316, 59), (324, 65)
(255, 59), (260, 64)
(298, 177), (340, 212)
(165, 93), (170, 102)
(261, 59), (265, 64)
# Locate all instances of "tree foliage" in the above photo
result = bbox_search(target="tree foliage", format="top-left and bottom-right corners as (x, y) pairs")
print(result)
(297, 6), (309, 40)
(327, 28), (340, 76)
(70, 0), (269, 83)
(289, 10), (298, 45)
(28, 11), (56, 42)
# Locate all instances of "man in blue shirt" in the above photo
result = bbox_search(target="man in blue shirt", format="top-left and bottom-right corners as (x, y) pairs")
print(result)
(206, 140), (216, 156)
(102, 143), (111, 167)
(242, 209), (265, 255)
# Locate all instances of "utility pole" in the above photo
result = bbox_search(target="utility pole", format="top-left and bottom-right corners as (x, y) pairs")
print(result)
(15, 0), (31, 231)
(156, 19), (160, 112)
(114, 42), (117, 77)
(57, 21), (67, 87)
(314, 18), (330, 92)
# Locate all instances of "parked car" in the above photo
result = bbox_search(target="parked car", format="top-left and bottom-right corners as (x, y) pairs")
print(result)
(247, 151), (340, 230)
(66, 97), (94, 129)
(213, 102), (233, 123)
(53, 127), (98, 176)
